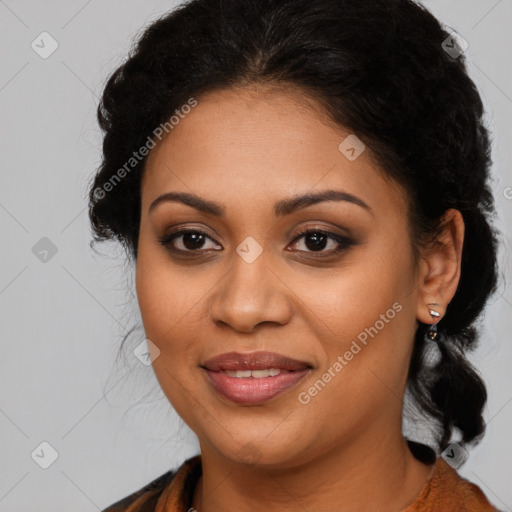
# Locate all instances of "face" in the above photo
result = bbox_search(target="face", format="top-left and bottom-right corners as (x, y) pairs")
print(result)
(136, 85), (422, 468)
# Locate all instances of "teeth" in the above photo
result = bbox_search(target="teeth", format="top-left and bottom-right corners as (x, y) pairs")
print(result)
(251, 369), (271, 378)
(224, 368), (283, 378)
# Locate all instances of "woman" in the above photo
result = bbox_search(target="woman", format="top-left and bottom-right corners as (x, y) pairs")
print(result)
(89, 0), (501, 510)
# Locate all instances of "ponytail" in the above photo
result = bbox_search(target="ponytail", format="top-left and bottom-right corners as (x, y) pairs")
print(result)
(408, 324), (487, 451)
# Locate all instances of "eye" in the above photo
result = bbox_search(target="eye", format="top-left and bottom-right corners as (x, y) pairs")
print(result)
(158, 227), (355, 256)
(158, 229), (221, 253)
(288, 227), (355, 255)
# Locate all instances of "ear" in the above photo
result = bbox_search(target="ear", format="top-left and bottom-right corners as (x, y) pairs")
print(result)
(416, 208), (465, 324)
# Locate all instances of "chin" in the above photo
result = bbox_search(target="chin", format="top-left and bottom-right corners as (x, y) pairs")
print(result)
(200, 424), (316, 469)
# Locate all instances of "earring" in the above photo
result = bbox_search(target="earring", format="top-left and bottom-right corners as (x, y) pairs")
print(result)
(426, 302), (441, 341)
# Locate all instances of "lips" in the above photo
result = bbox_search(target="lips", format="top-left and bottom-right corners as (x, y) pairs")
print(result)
(202, 351), (312, 372)
(201, 351), (312, 405)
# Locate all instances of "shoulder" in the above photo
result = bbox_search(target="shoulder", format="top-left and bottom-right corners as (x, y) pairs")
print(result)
(436, 459), (498, 510)
(407, 457), (499, 511)
(101, 469), (177, 512)
(101, 455), (202, 512)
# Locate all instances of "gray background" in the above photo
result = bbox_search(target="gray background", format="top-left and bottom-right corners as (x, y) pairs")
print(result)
(0, 0), (511, 510)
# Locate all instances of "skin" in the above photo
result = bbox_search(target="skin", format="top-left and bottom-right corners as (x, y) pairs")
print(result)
(135, 84), (465, 512)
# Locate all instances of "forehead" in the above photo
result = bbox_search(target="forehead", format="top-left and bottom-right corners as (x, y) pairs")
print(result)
(141, 85), (408, 217)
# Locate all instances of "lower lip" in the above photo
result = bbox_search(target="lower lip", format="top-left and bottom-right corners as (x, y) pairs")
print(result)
(204, 369), (310, 405)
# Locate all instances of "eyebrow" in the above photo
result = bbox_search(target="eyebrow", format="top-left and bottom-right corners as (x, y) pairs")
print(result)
(148, 189), (372, 217)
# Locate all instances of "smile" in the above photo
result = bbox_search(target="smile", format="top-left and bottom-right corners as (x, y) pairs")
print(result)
(201, 351), (313, 405)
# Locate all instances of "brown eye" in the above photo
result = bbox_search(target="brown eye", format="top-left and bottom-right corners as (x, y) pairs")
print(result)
(159, 229), (222, 253)
(288, 228), (355, 255)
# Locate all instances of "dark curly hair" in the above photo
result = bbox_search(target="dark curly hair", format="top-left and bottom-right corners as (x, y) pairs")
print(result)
(88, 0), (500, 456)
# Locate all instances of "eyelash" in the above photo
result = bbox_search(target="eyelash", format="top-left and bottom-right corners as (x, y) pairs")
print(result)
(158, 227), (355, 257)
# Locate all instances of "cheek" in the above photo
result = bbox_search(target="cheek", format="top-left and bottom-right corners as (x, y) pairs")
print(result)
(295, 297), (416, 447)
(135, 245), (205, 419)
(135, 234), (198, 357)
(299, 230), (414, 342)
(297, 232), (417, 403)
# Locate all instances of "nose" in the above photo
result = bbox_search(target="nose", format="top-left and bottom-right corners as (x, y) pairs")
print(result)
(209, 250), (293, 333)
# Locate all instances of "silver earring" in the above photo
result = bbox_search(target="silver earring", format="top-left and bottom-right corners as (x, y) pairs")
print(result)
(426, 303), (441, 341)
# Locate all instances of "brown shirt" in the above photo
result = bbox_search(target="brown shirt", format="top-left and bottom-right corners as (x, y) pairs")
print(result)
(102, 454), (499, 512)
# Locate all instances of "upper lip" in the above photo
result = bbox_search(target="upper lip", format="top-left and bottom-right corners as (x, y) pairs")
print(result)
(202, 351), (312, 371)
